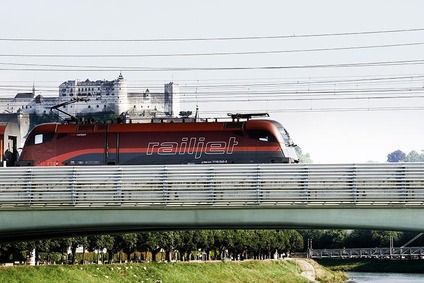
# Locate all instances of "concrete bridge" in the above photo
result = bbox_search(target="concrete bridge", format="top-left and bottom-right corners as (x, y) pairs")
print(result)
(0, 163), (423, 241)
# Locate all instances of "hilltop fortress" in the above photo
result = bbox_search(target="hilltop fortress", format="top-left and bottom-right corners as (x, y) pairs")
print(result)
(0, 74), (180, 120)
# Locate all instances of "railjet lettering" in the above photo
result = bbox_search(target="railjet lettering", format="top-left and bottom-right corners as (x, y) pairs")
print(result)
(147, 137), (238, 159)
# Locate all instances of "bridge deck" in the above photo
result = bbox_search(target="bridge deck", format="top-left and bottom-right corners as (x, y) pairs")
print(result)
(0, 163), (423, 241)
(0, 163), (423, 208)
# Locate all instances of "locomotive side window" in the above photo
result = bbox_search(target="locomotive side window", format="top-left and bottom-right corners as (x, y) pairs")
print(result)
(259, 130), (276, 142)
(34, 134), (43, 145)
(247, 130), (276, 142)
(34, 133), (55, 145)
(259, 132), (269, 142)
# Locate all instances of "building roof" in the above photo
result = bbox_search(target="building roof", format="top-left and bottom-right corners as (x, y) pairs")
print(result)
(15, 93), (34, 99)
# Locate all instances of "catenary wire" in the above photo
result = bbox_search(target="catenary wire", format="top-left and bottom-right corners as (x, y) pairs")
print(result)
(0, 27), (423, 42)
(1, 41), (424, 58)
(2, 58), (424, 72)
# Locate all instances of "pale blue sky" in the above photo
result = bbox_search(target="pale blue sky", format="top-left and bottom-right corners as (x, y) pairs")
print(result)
(1, 0), (424, 163)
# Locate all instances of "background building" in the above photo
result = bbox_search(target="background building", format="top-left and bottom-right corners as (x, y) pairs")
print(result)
(56, 74), (179, 121)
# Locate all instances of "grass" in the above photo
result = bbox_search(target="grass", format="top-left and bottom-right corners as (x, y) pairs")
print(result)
(317, 258), (424, 273)
(0, 260), (347, 283)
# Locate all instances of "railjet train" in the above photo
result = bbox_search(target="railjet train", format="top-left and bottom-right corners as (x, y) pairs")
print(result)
(17, 114), (298, 166)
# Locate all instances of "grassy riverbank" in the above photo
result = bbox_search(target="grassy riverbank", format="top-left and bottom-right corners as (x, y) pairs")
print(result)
(317, 258), (424, 273)
(0, 260), (347, 283)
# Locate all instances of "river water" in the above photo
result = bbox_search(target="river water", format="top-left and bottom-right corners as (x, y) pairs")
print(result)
(347, 272), (424, 282)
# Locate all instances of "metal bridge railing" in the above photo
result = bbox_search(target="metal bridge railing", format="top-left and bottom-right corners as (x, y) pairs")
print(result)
(0, 163), (424, 209)
(309, 246), (424, 259)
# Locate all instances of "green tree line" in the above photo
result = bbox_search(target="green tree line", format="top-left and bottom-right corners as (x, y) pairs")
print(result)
(387, 149), (424, 162)
(0, 230), (303, 264)
(299, 230), (424, 250)
(4, 229), (422, 265)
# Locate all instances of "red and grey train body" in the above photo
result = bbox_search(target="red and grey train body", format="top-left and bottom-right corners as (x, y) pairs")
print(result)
(17, 119), (298, 166)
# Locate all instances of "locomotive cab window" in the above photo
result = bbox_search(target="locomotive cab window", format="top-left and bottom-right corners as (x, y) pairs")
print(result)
(270, 121), (295, 146)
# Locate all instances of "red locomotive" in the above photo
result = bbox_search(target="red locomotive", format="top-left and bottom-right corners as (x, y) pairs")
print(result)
(17, 114), (298, 166)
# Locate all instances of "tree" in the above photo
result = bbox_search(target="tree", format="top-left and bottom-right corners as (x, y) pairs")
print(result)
(285, 230), (304, 254)
(160, 231), (181, 262)
(387, 150), (406, 162)
(319, 230), (347, 249)
(138, 232), (163, 262)
(346, 230), (400, 248)
(175, 231), (196, 261)
(295, 146), (313, 163)
(405, 150), (424, 162)
(245, 231), (261, 259)
(257, 230), (276, 259)
(69, 237), (88, 264)
(88, 235), (115, 263)
(0, 241), (31, 264)
(116, 234), (138, 262)
(298, 230), (325, 250)
(211, 230), (228, 260)
(179, 111), (193, 118)
(193, 230), (214, 261)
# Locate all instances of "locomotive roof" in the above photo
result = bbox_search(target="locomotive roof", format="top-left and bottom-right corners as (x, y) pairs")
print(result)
(30, 119), (279, 134)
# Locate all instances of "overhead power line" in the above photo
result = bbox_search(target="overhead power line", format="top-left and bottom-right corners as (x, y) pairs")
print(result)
(1, 42), (424, 58)
(0, 28), (423, 42)
(1, 74), (422, 90)
(2, 58), (424, 72)
(200, 106), (424, 114)
(1, 74), (424, 94)
(179, 94), (424, 103)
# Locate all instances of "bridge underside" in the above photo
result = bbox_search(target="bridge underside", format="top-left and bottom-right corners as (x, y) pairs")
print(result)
(0, 207), (422, 242)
